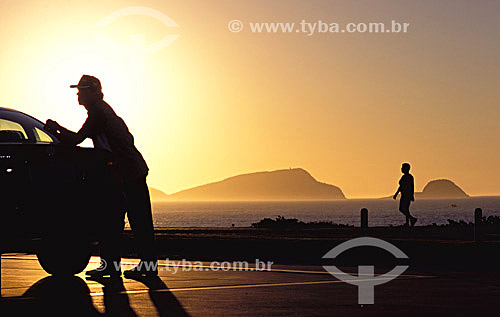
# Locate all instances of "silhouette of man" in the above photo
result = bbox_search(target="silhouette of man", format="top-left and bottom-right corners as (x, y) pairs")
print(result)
(393, 163), (417, 226)
(44, 75), (157, 277)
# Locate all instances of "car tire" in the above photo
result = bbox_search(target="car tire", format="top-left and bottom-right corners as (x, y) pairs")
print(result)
(36, 237), (92, 276)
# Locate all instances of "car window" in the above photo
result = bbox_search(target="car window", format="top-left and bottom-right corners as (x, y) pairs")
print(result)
(34, 127), (55, 143)
(0, 118), (28, 142)
(1, 109), (59, 144)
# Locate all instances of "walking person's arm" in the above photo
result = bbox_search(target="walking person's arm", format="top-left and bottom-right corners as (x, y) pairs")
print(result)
(393, 176), (403, 200)
(410, 176), (415, 201)
(393, 187), (400, 200)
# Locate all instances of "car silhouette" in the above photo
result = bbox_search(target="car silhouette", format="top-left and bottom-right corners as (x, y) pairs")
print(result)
(0, 107), (121, 275)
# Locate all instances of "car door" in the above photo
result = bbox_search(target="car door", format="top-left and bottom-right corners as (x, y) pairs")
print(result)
(1, 108), (119, 240)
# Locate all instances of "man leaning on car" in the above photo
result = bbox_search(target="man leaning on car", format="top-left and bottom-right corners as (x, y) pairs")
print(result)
(44, 75), (157, 277)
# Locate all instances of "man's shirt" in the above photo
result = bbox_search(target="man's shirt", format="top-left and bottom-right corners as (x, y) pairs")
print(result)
(398, 173), (414, 199)
(79, 99), (149, 178)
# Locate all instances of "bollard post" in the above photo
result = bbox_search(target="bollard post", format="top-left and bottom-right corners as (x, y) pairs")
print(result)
(474, 208), (483, 243)
(361, 208), (368, 231)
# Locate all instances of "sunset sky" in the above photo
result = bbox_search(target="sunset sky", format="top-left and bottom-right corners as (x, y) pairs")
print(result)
(0, 0), (499, 198)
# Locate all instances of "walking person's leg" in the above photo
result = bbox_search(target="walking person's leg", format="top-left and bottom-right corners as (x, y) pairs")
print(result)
(400, 197), (417, 227)
(408, 202), (418, 227)
(399, 198), (411, 226)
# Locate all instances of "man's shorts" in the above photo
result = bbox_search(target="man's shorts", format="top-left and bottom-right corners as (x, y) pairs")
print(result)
(399, 197), (411, 213)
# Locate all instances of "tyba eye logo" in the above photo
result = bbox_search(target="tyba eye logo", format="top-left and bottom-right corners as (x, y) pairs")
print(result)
(323, 237), (409, 305)
(95, 6), (180, 73)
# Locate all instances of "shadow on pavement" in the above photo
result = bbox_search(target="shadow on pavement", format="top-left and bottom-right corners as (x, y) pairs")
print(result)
(1, 272), (189, 316)
(6, 275), (102, 316)
(125, 275), (189, 316)
(86, 275), (137, 316)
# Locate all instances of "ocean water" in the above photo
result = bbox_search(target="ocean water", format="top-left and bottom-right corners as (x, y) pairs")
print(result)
(149, 197), (500, 227)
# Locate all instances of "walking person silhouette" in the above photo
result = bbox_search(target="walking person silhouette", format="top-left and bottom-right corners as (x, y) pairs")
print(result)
(44, 75), (157, 277)
(393, 163), (418, 226)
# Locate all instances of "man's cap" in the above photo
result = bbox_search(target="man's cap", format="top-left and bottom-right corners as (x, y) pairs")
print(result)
(69, 75), (102, 90)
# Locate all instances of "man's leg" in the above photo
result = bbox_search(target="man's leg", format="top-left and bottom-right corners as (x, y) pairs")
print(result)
(408, 202), (418, 226)
(100, 196), (126, 272)
(123, 175), (157, 265)
(88, 187), (125, 277)
(399, 198), (411, 225)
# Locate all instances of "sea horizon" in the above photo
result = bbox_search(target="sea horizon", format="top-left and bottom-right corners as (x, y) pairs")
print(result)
(147, 196), (500, 228)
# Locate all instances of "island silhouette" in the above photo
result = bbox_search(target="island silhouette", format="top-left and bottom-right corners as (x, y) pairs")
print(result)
(416, 179), (469, 198)
(383, 179), (469, 199)
(149, 187), (169, 201)
(148, 170), (470, 201)
(150, 168), (345, 201)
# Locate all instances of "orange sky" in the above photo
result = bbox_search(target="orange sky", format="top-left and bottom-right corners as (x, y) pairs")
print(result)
(1, 0), (499, 198)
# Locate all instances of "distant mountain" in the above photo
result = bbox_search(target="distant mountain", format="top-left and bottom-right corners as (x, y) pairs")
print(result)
(417, 179), (469, 198)
(382, 179), (469, 199)
(167, 168), (346, 201)
(149, 187), (169, 201)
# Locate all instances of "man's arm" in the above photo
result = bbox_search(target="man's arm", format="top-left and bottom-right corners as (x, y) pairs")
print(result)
(393, 176), (403, 199)
(44, 118), (95, 146)
(393, 187), (400, 200)
(410, 175), (415, 201)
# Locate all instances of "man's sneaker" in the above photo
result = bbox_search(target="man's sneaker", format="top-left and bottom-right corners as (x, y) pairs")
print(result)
(410, 217), (418, 227)
(123, 261), (158, 278)
(86, 265), (122, 278)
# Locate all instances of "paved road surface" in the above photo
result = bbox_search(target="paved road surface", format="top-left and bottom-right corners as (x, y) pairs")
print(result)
(1, 254), (500, 316)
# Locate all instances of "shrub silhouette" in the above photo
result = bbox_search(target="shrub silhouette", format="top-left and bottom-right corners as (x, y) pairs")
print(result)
(251, 216), (352, 229)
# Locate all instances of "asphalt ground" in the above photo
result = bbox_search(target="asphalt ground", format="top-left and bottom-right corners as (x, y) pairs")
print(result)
(2, 254), (500, 316)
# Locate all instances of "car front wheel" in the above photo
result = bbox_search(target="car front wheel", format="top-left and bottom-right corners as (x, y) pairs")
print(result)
(36, 237), (92, 276)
